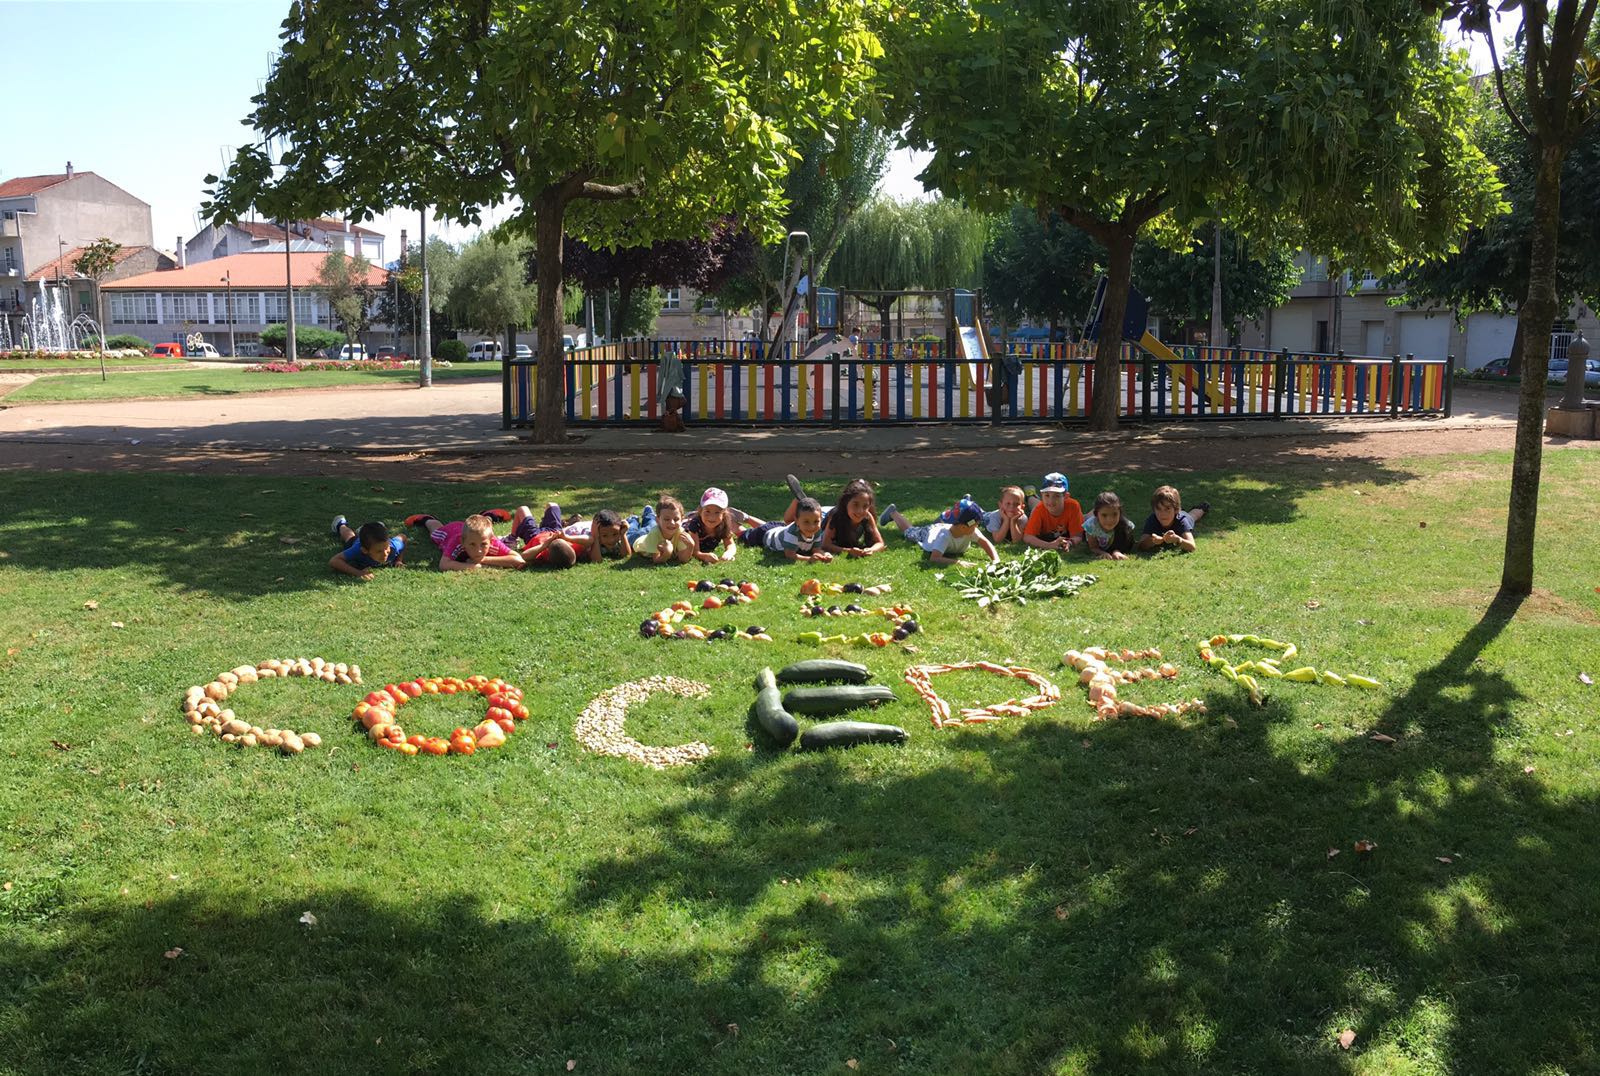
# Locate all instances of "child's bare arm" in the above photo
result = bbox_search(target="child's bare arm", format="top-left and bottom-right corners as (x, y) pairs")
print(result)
(1175, 531), (1197, 553)
(481, 550), (526, 569)
(439, 553), (475, 571)
(328, 552), (370, 579)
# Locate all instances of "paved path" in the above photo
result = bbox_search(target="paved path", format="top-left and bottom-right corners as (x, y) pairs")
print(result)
(0, 378), (1535, 454)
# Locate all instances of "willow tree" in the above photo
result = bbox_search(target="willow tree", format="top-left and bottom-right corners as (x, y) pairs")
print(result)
(827, 197), (988, 341)
(1439, 0), (1599, 596)
(205, 0), (881, 442)
(878, 0), (1505, 430)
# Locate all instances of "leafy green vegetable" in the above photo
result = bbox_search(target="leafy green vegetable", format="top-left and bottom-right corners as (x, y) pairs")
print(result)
(937, 550), (1097, 608)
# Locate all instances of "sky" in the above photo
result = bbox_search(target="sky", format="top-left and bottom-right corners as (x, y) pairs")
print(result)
(3, 1), (1512, 265)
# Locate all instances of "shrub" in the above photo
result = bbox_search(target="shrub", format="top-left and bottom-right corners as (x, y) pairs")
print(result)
(104, 334), (152, 351)
(437, 339), (468, 362)
(259, 324), (345, 357)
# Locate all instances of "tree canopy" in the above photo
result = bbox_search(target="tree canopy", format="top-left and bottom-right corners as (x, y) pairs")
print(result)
(315, 252), (377, 343)
(206, 0), (881, 441)
(827, 197), (989, 340)
(1134, 230), (1299, 344)
(878, 0), (1505, 429)
(982, 206), (1102, 337)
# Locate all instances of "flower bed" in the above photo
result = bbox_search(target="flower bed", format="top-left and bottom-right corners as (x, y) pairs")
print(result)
(246, 358), (452, 374)
(0, 348), (150, 362)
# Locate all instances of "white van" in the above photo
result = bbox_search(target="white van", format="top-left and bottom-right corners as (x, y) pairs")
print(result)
(189, 342), (221, 359)
(466, 341), (504, 362)
(336, 343), (368, 362)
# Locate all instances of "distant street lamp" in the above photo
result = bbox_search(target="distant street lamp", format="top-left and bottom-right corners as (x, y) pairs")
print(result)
(221, 271), (235, 358)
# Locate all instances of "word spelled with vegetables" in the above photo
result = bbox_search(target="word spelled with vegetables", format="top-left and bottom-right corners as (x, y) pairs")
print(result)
(939, 550), (1097, 607)
(354, 675), (528, 756)
(574, 676), (715, 768)
(1062, 648), (1205, 721)
(1199, 634), (1382, 706)
(756, 662), (908, 751)
(180, 657), (354, 754)
(905, 661), (1062, 728)
(639, 600), (772, 642)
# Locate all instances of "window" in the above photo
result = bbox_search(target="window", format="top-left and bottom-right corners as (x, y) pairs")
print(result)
(262, 292), (287, 322)
(699, 292), (719, 312)
(166, 292), (208, 323)
(109, 292), (158, 324)
(664, 288), (681, 310)
(2, 247), (12, 270)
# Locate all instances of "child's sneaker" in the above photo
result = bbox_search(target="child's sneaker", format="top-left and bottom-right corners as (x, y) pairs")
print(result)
(478, 508), (512, 523)
(785, 473), (808, 503)
(330, 515), (347, 538)
(878, 503), (897, 526)
(1194, 501), (1212, 514)
(403, 513), (432, 528)
(1023, 484), (1038, 499)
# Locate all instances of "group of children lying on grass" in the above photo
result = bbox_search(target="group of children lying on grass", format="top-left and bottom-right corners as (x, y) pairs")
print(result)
(328, 473), (1210, 579)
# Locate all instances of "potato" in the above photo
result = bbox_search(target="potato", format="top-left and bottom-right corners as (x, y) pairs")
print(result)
(279, 733), (304, 755)
(223, 718), (250, 736)
(261, 732), (283, 748)
(218, 672), (239, 688)
(311, 657), (325, 669)
(248, 726), (264, 739)
(237, 669), (258, 684)
(334, 663), (348, 676)
(184, 710), (202, 725)
(190, 724), (205, 736)
(204, 682), (229, 701)
(300, 733), (321, 748)
(349, 665), (362, 683)
(221, 733), (238, 744)
(240, 734), (257, 748)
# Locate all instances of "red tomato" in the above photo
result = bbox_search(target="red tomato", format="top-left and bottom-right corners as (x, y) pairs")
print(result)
(401, 682), (422, 698)
(494, 716), (515, 734)
(421, 738), (449, 756)
(423, 681), (440, 694)
(450, 738), (475, 756)
(510, 703), (529, 721)
(397, 742), (420, 756)
(366, 691), (391, 706)
(442, 683), (459, 695)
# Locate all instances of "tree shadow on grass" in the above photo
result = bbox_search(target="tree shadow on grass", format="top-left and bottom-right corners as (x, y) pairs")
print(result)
(3, 602), (1595, 1073)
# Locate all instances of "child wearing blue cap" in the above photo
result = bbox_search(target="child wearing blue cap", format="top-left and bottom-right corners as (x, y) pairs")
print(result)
(1024, 471), (1084, 552)
(879, 498), (1000, 567)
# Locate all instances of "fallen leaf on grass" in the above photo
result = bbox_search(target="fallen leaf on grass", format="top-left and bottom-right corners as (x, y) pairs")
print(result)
(846, 1061), (859, 1070)
(1338, 1028), (1357, 1050)
(83, 600), (98, 610)
(1580, 673), (1593, 686)
(566, 1061), (576, 1072)
(5, 648), (17, 657)
(1327, 848), (1340, 860)
(1354, 839), (1378, 855)
(1183, 826), (1199, 837)
(2, 881), (12, 891)
(238, 513), (254, 519)
(50, 740), (71, 751)
(1370, 732), (1397, 744)
(1436, 856), (1453, 864)
(1313, 722), (1325, 730)
(1055, 905), (1069, 920)
(1524, 765), (1537, 774)
(164, 947), (183, 960)
(1418, 520), (1427, 529)
(298, 911), (318, 927)
(279, 536), (301, 545)
(110, 622), (124, 629)
(1305, 600), (1322, 610)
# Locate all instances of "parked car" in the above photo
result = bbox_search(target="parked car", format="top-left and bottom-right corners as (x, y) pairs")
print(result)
(374, 345), (400, 358)
(1547, 357), (1600, 389)
(234, 342), (265, 358)
(514, 344), (532, 360)
(152, 342), (184, 358)
(466, 341), (504, 362)
(334, 343), (368, 362)
(1475, 357), (1513, 378)
(189, 342), (221, 359)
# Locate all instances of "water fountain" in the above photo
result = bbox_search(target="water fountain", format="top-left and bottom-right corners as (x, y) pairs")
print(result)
(0, 285), (102, 353)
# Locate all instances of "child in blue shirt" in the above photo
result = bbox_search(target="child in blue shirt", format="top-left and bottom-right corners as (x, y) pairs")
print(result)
(329, 516), (405, 580)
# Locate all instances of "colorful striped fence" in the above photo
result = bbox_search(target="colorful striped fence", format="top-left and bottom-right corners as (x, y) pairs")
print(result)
(504, 341), (1452, 428)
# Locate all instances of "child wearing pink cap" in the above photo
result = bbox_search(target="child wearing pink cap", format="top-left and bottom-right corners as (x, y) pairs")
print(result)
(685, 487), (765, 564)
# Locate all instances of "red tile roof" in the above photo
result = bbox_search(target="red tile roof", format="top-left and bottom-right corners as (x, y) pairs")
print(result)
(0, 172), (92, 198)
(231, 219), (296, 242)
(103, 250), (389, 291)
(26, 243), (152, 282)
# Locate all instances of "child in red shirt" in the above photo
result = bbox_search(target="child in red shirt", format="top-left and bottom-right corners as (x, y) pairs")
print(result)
(1023, 471), (1084, 552)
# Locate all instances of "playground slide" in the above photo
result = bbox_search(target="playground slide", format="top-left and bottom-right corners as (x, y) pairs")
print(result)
(1136, 330), (1226, 408)
(958, 323), (985, 387)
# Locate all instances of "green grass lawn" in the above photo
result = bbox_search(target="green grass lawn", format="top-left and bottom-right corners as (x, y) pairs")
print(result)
(0, 353), (183, 374)
(2, 451), (1598, 1074)
(4, 364), (494, 403)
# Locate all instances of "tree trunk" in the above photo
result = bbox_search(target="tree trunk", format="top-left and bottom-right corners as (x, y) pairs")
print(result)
(1500, 146), (1564, 597)
(1091, 234), (1135, 431)
(532, 190), (569, 444)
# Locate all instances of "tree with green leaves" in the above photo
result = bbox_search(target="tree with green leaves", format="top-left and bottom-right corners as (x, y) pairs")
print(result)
(878, 0), (1505, 431)
(827, 197), (988, 342)
(315, 251), (377, 345)
(205, 0), (881, 442)
(73, 237), (121, 354)
(1396, 72), (1600, 375)
(445, 234), (538, 340)
(261, 323), (343, 358)
(1437, 0), (1600, 596)
(1133, 230), (1299, 345)
(983, 206), (1102, 338)
(376, 237), (460, 355)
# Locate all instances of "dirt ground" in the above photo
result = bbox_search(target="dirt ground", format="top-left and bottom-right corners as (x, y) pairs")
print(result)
(3, 424), (1593, 485)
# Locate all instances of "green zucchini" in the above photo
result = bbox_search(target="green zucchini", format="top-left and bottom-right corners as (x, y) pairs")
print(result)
(751, 668), (799, 748)
(799, 720), (908, 751)
(775, 659), (873, 685)
(782, 684), (896, 715)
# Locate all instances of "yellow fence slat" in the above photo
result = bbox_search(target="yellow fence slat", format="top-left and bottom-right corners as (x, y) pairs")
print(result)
(798, 362), (808, 417)
(1067, 364), (1080, 417)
